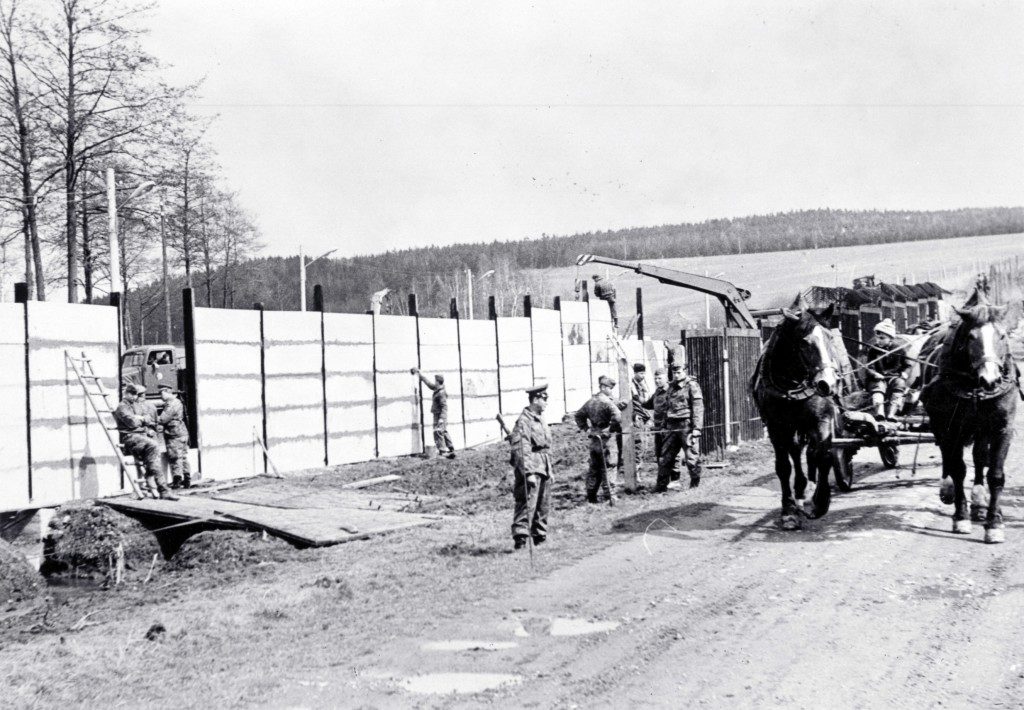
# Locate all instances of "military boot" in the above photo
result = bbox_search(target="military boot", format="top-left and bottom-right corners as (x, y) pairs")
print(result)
(871, 393), (885, 420)
(886, 393), (906, 421)
(149, 477), (179, 501)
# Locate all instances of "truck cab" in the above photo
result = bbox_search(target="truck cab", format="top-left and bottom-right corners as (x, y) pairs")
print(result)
(121, 345), (186, 399)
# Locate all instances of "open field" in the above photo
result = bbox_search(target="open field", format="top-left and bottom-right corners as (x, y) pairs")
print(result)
(529, 232), (1023, 337)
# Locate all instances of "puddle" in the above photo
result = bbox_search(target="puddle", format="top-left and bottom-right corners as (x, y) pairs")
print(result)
(401, 672), (522, 695)
(549, 617), (621, 636)
(421, 640), (518, 652)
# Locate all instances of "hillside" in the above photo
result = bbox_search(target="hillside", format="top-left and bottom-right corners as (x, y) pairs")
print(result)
(126, 207), (1023, 343)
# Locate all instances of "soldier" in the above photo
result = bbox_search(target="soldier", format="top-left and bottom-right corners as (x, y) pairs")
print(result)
(575, 375), (622, 504)
(643, 367), (680, 481)
(411, 367), (456, 459)
(864, 318), (913, 420)
(509, 384), (552, 550)
(657, 362), (704, 492)
(592, 274), (618, 328)
(158, 384), (192, 489)
(617, 363), (651, 477)
(114, 383), (177, 500)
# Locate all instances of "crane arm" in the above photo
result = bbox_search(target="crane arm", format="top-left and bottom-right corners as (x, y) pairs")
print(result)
(576, 254), (757, 329)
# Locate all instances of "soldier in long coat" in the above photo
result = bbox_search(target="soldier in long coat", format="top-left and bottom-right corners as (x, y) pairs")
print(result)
(509, 384), (553, 550)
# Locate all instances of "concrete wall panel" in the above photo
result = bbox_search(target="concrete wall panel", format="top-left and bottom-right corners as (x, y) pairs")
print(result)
(323, 313), (376, 464)
(529, 308), (565, 422)
(417, 318), (465, 450)
(458, 319), (500, 447)
(0, 305), (28, 511)
(194, 307), (263, 480)
(559, 301), (591, 411)
(262, 311), (324, 472)
(374, 315), (421, 457)
(496, 317), (532, 420)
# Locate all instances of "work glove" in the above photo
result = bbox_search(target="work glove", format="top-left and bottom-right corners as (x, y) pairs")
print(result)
(409, 367), (419, 375)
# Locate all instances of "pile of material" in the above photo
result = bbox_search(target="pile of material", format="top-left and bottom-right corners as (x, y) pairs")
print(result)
(43, 502), (160, 583)
(0, 539), (41, 609)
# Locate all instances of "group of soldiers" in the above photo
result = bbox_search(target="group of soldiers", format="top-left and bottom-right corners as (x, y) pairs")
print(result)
(504, 358), (704, 551)
(114, 383), (192, 500)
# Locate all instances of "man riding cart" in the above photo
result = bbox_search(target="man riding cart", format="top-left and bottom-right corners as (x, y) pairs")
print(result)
(864, 318), (914, 421)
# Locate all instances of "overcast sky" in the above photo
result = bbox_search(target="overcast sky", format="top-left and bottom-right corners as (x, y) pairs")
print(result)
(145, 1), (1024, 258)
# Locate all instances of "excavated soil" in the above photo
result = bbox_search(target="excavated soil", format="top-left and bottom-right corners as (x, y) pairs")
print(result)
(0, 540), (42, 610)
(42, 502), (161, 583)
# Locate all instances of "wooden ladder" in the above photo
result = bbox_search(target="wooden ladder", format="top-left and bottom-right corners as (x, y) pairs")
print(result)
(64, 350), (147, 499)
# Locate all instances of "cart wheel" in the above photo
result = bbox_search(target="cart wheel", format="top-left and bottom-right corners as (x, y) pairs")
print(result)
(879, 443), (899, 469)
(833, 447), (855, 492)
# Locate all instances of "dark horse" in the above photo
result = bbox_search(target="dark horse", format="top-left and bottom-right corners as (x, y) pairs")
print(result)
(920, 291), (1019, 543)
(752, 299), (841, 530)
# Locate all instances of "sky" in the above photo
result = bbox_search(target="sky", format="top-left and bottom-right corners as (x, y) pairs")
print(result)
(145, 1), (1024, 259)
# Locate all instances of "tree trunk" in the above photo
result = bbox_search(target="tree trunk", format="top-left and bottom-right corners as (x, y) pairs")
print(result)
(64, 9), (78, 303)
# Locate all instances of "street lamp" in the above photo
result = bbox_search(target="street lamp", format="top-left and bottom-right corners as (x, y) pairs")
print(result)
(299, 245), (338, 311)
(465, 268), (495, 319)
(106, 169), (157, 295)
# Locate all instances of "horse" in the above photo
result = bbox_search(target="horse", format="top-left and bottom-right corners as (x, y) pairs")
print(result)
(920, 291), (1019, 543)
(752, 298), (841, 530)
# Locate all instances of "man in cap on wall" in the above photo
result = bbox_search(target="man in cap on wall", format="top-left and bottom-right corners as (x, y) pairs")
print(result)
(864, 318), (913, 420)
(158, 384), (192, 489)
(411, 367), (456, 459)
(114, 383), (177, 500)
(592, 274), (618, 328)
(575, 375), (622, 504)
(509, 383), (553, 550)
(657, 361), (704, 492)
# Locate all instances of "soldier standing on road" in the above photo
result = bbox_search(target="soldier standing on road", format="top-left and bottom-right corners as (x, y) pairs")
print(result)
(412, 368), (456, 459)
(509, 384), (552, 550)
(643, 367), (680, 482)
(592, 274), (618, 328)
(158, 384), (192, 489)
(657, 362), (704, 492)
(575, 375), (622, 504)
(114, 383), (177, 500)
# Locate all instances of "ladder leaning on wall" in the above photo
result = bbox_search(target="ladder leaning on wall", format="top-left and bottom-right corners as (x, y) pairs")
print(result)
(64, 350), (147, 500)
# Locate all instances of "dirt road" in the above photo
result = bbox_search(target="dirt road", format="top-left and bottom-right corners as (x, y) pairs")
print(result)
(279, 416), (1024, 709)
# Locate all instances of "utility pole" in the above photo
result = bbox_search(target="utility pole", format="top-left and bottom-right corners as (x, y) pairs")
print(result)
(299, 244), (306, 311)
(107, 168), (120, 296)
(704, 269), (711, 328)
(160, 188), (171, 342)
(466, 267), (473, 319)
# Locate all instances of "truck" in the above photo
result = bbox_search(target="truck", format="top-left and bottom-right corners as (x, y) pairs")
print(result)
(120, 344), (187, 400)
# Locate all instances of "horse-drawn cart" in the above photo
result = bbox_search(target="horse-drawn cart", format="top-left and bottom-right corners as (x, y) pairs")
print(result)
(831, 409), (933, 491)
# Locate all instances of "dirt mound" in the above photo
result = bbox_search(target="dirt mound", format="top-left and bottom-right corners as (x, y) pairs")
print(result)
(167, 530), (296, 572)
(0, 539), (42, 608)
(42, 503), (160, 582)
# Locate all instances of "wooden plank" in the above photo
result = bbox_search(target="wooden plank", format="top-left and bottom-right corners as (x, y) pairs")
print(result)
(216, 505), (441, 547)
(101, 497), (251, 527)
(211, 486), (438, 513)
(341, 474), (402, 489)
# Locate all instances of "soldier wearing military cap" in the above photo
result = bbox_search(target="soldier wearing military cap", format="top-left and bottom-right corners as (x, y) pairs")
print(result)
(575, 375), (622, 503)
(114, 383), (177, 500)
(509, 383), (552, 550)
(617, 363), (651, 477)
(657, 361), (704, 492)
(642, 367), (680, 481)
(157, 384), (192, 489)
(412, 367), (456, 459)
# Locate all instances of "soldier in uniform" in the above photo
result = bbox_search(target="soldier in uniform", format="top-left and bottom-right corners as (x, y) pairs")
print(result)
(617, 363), (651, 477)
(158, 384), (192, 489)
(657, 362), (704, 492)
(509, 384), (552, 550)
(575, 375), (622, 504)
(411, 368), (456, 459)
(114, 383), (177, 500)
(865, 318), (913, 420)
(592, 274), (618, 328)
(643, 367), (680, 481)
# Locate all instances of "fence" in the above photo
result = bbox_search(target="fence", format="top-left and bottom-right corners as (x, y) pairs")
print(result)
(1, 284), (768, 511)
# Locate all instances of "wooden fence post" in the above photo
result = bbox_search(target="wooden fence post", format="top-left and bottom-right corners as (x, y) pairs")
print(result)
(253, 302), (267, 474)
(636, 287), (644, 340)
(14, 283), (33, 500)
(314, 284), (328, 467)
(452, 297), (467, 446)
(409, 293), (425, 454)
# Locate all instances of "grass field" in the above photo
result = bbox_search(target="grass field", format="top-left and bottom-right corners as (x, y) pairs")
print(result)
(529, 232), (1022, 338)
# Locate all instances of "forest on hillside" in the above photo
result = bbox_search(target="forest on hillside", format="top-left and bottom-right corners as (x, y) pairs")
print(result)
(128, 206), (1023, 344)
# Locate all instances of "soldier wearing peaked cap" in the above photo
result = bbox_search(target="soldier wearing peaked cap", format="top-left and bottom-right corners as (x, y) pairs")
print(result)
(509, 383), (552, 550)
(575, 375), (621, 504)
(158, 384), (192, 489)
(642, 367), (679, 481)
(617, 363), (651, 478)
